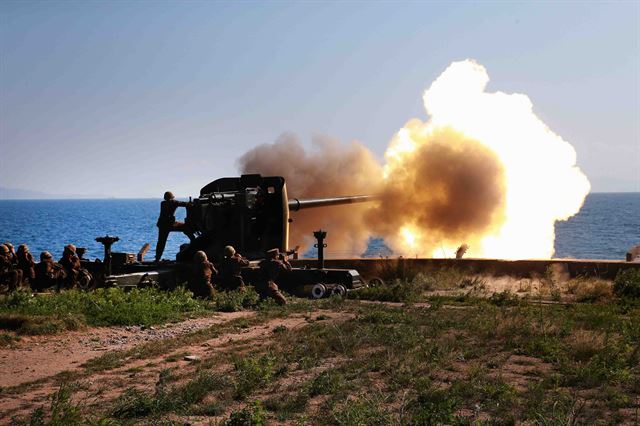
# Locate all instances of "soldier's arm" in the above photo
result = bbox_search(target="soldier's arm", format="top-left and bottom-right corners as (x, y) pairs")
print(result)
(281, 259), (292, 272)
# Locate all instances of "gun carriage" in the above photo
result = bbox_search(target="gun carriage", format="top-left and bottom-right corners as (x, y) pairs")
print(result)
(87, 174), (377, 296)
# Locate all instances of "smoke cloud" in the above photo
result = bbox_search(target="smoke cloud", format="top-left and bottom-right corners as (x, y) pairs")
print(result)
(237, 59), (590, 259)
(239, 133), (383, 255)
(366, 126), (506, 255)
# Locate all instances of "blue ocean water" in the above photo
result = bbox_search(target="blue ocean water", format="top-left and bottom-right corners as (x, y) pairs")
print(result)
(0, 193), (638, 261)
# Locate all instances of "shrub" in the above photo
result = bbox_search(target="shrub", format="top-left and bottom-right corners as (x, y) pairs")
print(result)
(234, 354), (277, 399)
(348, 279), (418, 303)
(613, 269), (640, 298)
(213, 287), (260, 312)
(224, 401), (267, 426)
(309, 369), (345, 396)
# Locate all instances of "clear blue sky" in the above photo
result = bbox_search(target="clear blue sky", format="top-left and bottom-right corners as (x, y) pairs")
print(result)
(1, 1), (638, 197)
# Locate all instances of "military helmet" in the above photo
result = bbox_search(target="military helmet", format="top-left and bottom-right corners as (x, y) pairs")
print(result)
(4, 242), (13, 251)
(194, 251), (208, 262)
(40, 251), (53, 261)
(64, 244), (77, 254)
(164, 191), (175, 201)
(224, 245), (236, 257)
(0, 244), (8, 255)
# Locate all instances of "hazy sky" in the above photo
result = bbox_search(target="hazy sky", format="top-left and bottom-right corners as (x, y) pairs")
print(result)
(1, 1), (638, 197)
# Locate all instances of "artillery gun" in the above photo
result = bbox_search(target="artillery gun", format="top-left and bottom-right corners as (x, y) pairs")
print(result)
(178, 174), (375, 262)
(91, 174), (377, 295)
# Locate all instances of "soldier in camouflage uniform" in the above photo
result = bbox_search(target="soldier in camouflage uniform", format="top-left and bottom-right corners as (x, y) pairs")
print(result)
(58, 244), (92, 289)
(3, 242), (17, 265)
(258, 248), (289, 305)
(0, 244), (21, 292)
(33, 251), (67, 292)
(218, 245), (250, 291)
(188, 251), (217, 298)
(16, 244), (35, 286)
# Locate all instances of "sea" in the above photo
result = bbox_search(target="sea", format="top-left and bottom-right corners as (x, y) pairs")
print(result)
(0, 193), (638, 261)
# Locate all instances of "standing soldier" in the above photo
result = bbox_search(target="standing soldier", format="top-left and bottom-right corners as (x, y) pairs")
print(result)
(0, 244), (21, 292)
(188, 251), (216, 298)
(16, 244), (35, 286)
(218, 245), (250, 291)
(155, 191), (195, 262)
(34, 251), (67, 292)
(258, 248), (290, 305)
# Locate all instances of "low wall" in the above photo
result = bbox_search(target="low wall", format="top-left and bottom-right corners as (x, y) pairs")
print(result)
(291, 258), (640, 280)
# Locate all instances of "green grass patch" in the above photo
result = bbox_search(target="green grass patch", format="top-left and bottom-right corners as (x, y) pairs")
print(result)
(0, 288), (207, 332)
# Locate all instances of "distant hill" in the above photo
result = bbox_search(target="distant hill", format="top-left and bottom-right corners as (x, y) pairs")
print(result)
(0, 187), (106, 199)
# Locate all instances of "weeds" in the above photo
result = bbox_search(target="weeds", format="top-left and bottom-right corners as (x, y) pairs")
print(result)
(233, 354), (279, 399)
(111, 371), (229, 418)
(0, 288), (205, 333)
(309, 369), (345, 396)
(212, 287), (260, 312)
(614, 268), (640, 298)
(12, 383), (110, 426)
(224, 401), (267, 426)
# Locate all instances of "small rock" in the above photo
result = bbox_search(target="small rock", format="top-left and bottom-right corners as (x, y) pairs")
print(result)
(184, 355), (201, 362)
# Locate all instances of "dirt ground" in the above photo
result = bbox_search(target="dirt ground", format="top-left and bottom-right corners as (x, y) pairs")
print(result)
(1, 292), (638, 424)
(0, 308), (353, 423)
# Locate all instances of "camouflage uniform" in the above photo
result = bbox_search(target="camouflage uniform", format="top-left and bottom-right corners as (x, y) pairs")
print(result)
(188, 251), (217, 298)
(0, 245), (21, 292)
(16, 244), (35, 285)
(219, 246), (250, 291)
(155, 192), (195, 262)
(258, 249), (290, 305)
(59, 244), (92, 289)
(4, 243), (17, 266)
(33, 252), (67, 292)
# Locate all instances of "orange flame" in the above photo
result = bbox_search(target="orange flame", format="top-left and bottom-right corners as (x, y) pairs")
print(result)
(381, 60), (590, 259)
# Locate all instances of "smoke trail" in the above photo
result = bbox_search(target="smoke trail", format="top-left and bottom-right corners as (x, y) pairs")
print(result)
(238, 133), (382, 255)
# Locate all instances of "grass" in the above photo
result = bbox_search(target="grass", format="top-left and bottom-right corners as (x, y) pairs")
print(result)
(12, 296), (640, 424)
(5, 267), (640, 424)
(0, 287), (264, 335)
(0, 287), (206, 334)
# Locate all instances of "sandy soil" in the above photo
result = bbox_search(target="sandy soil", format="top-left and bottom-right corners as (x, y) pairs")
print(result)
(0, 309), (354, 423)
(0, 312), (253, 389)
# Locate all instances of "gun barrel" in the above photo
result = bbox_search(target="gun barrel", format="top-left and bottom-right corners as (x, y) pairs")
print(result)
(288, 195), (378, 212)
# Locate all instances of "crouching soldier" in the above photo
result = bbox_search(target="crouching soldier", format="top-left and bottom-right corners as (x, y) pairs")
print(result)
(16, 244), (35, 286)
(218, 245), (249, 291)
(0, 244), (22, 292)
(34, 252), (67, 292)
(257, 248), (290, 305)
(59, 244), (92, 289)
(188, 251), (217, 298)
